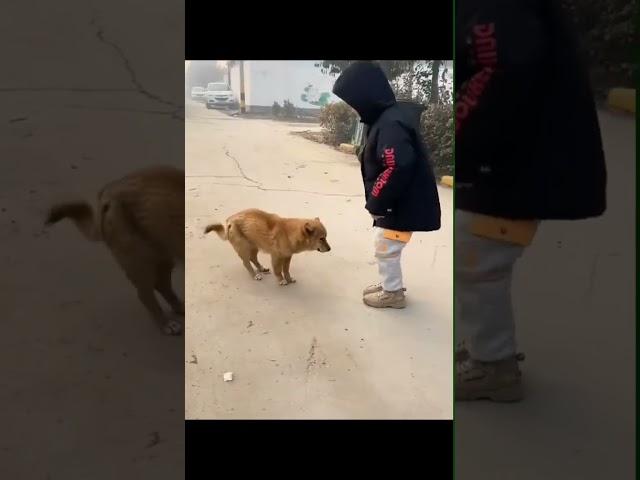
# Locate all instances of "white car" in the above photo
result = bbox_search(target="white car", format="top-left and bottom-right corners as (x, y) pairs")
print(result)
(191, 86), (205, 101)
(205, 83), (238, 109)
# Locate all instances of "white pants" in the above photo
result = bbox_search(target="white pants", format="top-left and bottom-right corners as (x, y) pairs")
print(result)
(455, 210), (528, 362)
(373, 227), (408, 292)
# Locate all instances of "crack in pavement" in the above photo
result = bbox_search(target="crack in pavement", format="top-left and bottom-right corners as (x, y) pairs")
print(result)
(345, 349), (359, 368)
(223, 147), (260, 184)
(89, 16), (183, 120)
(431, 245), (439, 268)
(585, 251), (600, 301)
(305, 337), (318, 379)
(65, 104), (182, 119)
(145, 431), (161, 449)
(189, 147), (363, 198)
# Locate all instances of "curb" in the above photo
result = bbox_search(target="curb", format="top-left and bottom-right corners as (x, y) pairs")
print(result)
(440, 176), (454, 188)
(338, 143), (357, 154)
(607, 88), (635, 114)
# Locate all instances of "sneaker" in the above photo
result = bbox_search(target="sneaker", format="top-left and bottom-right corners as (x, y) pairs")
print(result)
(455, 340), (524, 364)
(362, 283), (406, 296)
(456, 353), (526, 402)
(363, 289), (406, 309)
(455, 340), (470, 362)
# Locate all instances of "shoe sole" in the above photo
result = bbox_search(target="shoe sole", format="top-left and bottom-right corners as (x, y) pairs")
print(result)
(456, 384), (523, 402)
(362, 299), (406, 309)
(455, 349), (469, 362)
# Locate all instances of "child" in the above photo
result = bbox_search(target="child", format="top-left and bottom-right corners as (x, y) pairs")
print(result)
(332, 62), (441, 308)
(454, 0), (607, 401)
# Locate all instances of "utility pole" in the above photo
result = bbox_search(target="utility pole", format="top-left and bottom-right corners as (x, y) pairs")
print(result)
(239, 60), (246, 114)
(430, 60), (441, 104)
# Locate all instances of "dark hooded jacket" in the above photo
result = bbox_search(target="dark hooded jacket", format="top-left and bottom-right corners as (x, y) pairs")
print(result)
(332, 61), (441, 232)
(455, 0), (607, 219)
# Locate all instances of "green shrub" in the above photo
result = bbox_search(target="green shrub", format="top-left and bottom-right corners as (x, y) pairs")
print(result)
(272, 101), (282, 117)
(319, 102), (358, 146)
(561, 0), (635, 95)
(420, 104), (454, 176)
(283, 100), (296, 118)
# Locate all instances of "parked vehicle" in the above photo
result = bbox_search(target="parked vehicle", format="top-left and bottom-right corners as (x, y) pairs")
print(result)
(191, 86), (205, 101)
(205, 83), (238, 109)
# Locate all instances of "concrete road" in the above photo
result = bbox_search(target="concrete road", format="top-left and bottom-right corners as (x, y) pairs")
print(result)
(1, 2), (184, 479)
(185, 103), (453, 419)
(456, 110), (636, 479)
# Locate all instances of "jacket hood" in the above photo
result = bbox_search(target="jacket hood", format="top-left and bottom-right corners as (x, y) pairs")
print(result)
(332, 61), (396, 124)
(395, 101), (426, 130)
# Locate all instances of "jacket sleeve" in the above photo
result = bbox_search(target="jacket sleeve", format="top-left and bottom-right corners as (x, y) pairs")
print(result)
(365, 121), (416, 216)
(455, 1), (548, 137)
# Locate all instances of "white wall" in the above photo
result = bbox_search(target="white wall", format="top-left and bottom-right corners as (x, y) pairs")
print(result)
(231, 61), (340, 110)
(229, 63), (241, 101)
(229, 60), (455, 111)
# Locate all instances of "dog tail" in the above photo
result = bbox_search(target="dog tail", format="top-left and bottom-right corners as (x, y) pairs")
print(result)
(204, 223), (227, 240)
(45, 201), (102, 242)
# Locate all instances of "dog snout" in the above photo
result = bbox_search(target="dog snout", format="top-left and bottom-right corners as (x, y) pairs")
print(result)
(317, 242), (331, 252)
(316, 237), (331, 252)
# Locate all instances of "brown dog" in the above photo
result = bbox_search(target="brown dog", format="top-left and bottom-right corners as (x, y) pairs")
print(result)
(204, 209), (331, 285)
(45, 166), (185, 335)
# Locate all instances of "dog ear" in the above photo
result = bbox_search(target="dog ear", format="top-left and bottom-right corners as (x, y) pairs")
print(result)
(304, 222), (315, 235)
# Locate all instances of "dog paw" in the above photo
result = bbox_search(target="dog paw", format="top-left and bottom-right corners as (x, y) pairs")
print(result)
(254, 273), (263, 281)
(163, 320), (183, 335)
(279, 279), (293, 286)
(286, 278), (296, 283)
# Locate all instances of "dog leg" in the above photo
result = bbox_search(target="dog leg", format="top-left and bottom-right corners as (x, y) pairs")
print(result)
(131, 272), (181, 335)
(250, 250), (270, 274)
(271, 256), (288, 286)
(110, 242), (181, 335)
(283, 256), (296, 284)
(230, 238), (262, 280)
(136, 286), (181, 335)
(155, 261), (184, 315)
(241, 258), (263, 280)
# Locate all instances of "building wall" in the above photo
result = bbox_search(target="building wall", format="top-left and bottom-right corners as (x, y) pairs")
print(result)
(245, 60), (254, 109)
(229, 63), (242, 106)
(229, 61), (340, 112)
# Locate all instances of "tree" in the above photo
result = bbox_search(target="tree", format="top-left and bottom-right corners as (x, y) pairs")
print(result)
(318, 60), (451, 106)
(316, 60), (414, 83)
(225, 61), (235, 84)
(318, 60), (416, 101)
(316, 60), (454, 175)
(561, 0), (635, 95)
(430, 61), (441, 104)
